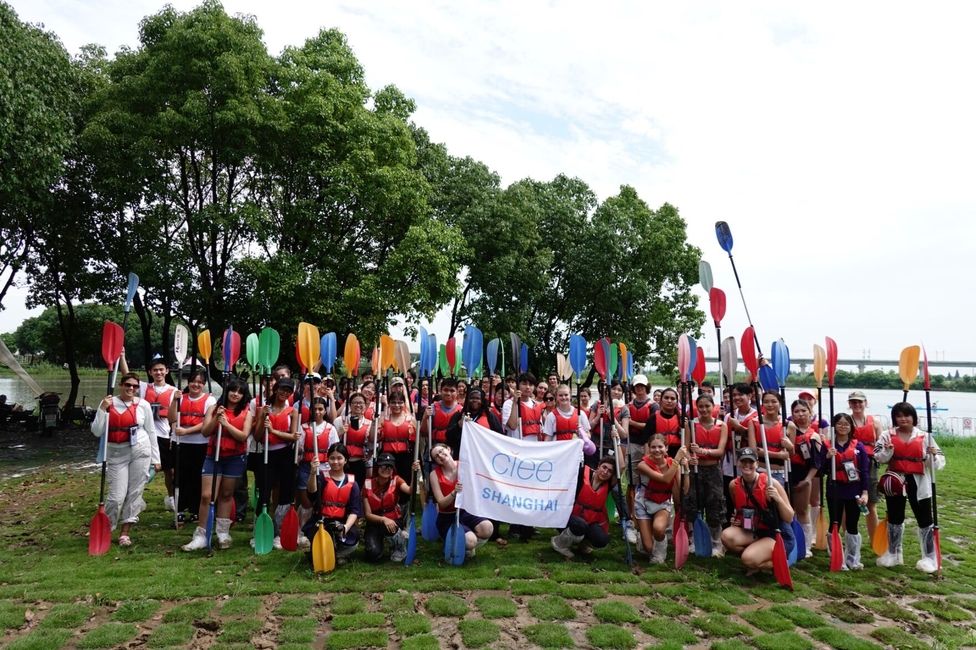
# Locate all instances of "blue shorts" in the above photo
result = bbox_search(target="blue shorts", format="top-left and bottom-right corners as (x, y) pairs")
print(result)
(435, 510), (488, 540)
(202, 453), (247, 479)
(296, 462), (311, 491)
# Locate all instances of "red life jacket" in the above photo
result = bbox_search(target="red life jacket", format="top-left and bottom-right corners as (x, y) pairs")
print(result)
(208, 409), (249, 457)
(267, 405), (296, 446)
(301, 422), (335, 462)
(518, 401), (544, 441)
(553, 411), (579, 441)
(108, 401), (139, 443)
(691, 401), (721, 419)
(889, 434), (925, 475)
(726, 409), (757, 452)
(473, 413), (490, 429)
(789, 427), (815, 467)
(853, 416), (877, 457)
(344, 420), (370, 459)
(642, 455), (676, 503)
(179, 393), (209, 428)
(731, 472), (771, 531)
(833, 441), (859, 482)
(489, 404), (502, 421)
(319, 474), (355, 519)
(381, 418), (415, 454)
(366, 477), (403, 519)
(435, 466), (457, 513)
(571, 466), (609, 533)
(694, 421), (723, 461)
(628, 400), (652, 424)
(432, 403), (460, 444)
(656, 411), (681, 448)
(364, 404), (375, 420)
(754, 419), (785, 457)
(145, 383), (175, 419)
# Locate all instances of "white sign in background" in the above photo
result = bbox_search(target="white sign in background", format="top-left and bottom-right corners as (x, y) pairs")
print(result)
(457, 419), (582, 528)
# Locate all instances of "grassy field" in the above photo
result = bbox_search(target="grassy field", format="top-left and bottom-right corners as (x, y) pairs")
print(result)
(0, 437), (973, 649)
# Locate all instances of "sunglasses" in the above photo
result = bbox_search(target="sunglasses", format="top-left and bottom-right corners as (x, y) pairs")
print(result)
(545, 397), (554, 402)
(122, 383), (139, 389)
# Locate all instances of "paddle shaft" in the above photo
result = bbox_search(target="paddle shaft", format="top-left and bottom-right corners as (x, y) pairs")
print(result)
(924, 386), (940, 555)
(723, 251), (764, 358)
(206, 424), (223, 536)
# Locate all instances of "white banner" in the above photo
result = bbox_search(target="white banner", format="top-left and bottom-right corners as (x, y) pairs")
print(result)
(457, 419), (582, 528)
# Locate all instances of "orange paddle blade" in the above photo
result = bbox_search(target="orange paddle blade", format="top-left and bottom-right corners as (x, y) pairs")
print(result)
(812, 344), (826, 389)
(825, 337), (838, 386)
(343, 334), (360, 378)
(872, 518), (889, 556)
(898, 345), (921, 393)
(394, 340), (410, 374)
(297, 322), (320, 374)
(380, 334), (395, 372)
(197, 329), (212, 362)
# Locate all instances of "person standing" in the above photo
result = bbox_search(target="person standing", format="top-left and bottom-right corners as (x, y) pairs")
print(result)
(848, 390), (883, 538)
(824, 413), (869, 569)
(169, 369), (215, 525)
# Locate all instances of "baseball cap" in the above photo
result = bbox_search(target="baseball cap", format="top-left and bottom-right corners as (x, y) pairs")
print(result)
(847, 390), (867, 402)
(632, 374), (649, 387)
(376, 453), (396, 468)
(798, 391), (815, 402)
(737, 447), (758, 462)
(275, 377), (295, 392)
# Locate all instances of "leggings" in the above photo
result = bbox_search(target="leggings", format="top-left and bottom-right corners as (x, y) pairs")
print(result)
(347, 459), (367, 491)
(884, 474), (933, 528)
(826, 497), (860, 534)
(267, 446), (296, 506)
(566, 515), (610, 548)
(177, 443), (207, 513)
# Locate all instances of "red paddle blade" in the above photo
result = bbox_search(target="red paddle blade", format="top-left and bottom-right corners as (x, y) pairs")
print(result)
(772, 532), (793, 590)
(280, 507), (299, 551)
(594, 337), (608, 380)
(445, 337), (456, 371)
(741, 327), (758, 379)
(693, 347), (706, 385)
(829, 524), (844, 572)
(88, 506), (111, 556)
(825, 337), (838, 385)
(222, 327), (240, 372)
(674, 519), (689, 569)
(709, 288), (726, 325)
(101, 321), (124, 370)
(922, 345), (931, 391)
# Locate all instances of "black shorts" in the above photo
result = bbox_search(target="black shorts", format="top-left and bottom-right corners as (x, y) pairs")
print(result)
(158, 437), (174, 471)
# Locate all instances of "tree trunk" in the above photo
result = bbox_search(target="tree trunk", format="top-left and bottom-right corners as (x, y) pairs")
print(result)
(133, 292), (153, 375)
(53, 297), (80, 413)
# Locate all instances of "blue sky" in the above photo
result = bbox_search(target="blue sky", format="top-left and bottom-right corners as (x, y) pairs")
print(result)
(6, 1), (976, 364)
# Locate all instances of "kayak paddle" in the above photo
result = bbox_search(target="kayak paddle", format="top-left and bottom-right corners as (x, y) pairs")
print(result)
(898, 345), (921, 402)
(698, 259), (713, 293)
(922, 346), (941, 576)
(198, 329), (213, 392)
(715, 221), (763, 358)
(321, 332), (337, 378)
(812, 343), (829, 552)
(760, 419), (792, 590)
(89, 320), (124, 556)
(343, 333), (360, 382)
(222, 326), (241, 376)
(741, 326), (758, 382)
(444, 509), (465, 566)
(204, 423), (223, 551)
(709, 286), (727, 398)
(310, 419), (335, 572)
(720, 336), (737, 388)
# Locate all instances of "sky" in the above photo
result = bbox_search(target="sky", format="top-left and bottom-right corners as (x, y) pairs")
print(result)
(5, 0), (975, 366)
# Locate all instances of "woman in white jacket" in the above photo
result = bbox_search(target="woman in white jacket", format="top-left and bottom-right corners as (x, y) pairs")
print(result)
(874, 402), (944, 572)
(91, 372), (160, 547)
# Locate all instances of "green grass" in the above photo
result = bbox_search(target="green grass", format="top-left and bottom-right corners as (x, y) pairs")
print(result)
(218, 618), (261, 643)
(425, 593), (468, 617)
(769, 604), (826, 629)
(821, 600), (874, 624)
(586, 623), (636, 649)
(524, 622), (575, 648)
(458, 619), (500, 647)
(752, 631), (813, 650)
(279, 617), (317, 643)
(401, 634), (439, 650)
(528, 595), (576, 621)
(869, 626), (930, 650)
(685, 591), (735, 614)
(811, 626), (883, 650)
(378, 591), (414, 613)
(146, 622), (194, 647)
(592, 600), (640, 624)
(111, 598), (160, 622)
(393, 612), (430, 636)
(637, 618), (697, 644)
(37, 603), (92, 629)
(0, 602), (25, 630)
(644, 598), (692, 617)
(740, 607), (795, 633)
(330, 594), (367, 615)
(913, 598), (973, 621)
(689, 614), (752, 638)
(6, 628), (72, 650)
(862, 597), (918, 622)
(162, 601), (211, 623)
(332, 613), (385, 630)
(324, 629), (387, 649)
(220, 595), (263, 616)
(77, 622), (137, 648)
(276, 596), (314, 617)
(474, 595), (517, 618)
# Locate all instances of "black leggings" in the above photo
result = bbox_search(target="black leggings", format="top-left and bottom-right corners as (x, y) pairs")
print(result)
(347, 459), (367, 491)
(884, 474), (933, 527)
(827, 497), (861, 534)
(177, 443), (207, 512)
(267, 446), (296, 507)
(566, 515), (610, 548)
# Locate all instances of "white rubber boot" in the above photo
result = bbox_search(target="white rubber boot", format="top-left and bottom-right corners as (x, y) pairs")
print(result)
(182, 526), (208, 552)
(803, 521), (814, 558)
(845, 532), (863, 570)
(916, 526), (938, 574)
(877, 523), (904, 567)
(215, 518), (233, 550)
(651, 538), (667, 564)
(550, 528), (582, 559)
(710, 526), (725, 558)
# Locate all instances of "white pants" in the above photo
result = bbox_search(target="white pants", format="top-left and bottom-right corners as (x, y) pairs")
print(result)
(105, 440), (152, 529)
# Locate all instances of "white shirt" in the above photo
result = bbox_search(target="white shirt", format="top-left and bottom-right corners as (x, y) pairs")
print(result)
(91, 396), (160, 465)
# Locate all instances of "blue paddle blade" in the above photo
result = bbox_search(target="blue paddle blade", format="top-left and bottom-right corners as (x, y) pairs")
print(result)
(452, 521), (466, 566)
(321, 332), (337, 373)
(124, 272), (140, 311)
(205, 504), (215, 550)
(520, 343), (528, 373)
(569, 334), (586, 378)
(470, 327), (483, 377)
(758, 365), (778, 392)
(626, 350), (634, 379)
(462, 325), (473, 373)
(715, 221), (734, 254)
(419, 327), (429, 374)
(444, 527), (454, 562)
(422, 499), (439, 541)
(687, 338), (698, 379)
(772, 339), (790, 387)
(426, 334), (437, 375)
(693, 517), (711, 557)
(405, 513), (417, 565)
(791, 519), (805, 564)
(486, 338), (500, 375)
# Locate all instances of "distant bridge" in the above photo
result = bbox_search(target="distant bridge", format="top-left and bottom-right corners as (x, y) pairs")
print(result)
(704, 357), (976, 373)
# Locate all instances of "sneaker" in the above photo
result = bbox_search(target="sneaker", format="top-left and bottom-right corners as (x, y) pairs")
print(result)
(272, 536), (282, 550)
(623, 521), (638, 545)
(164, 496), (175, 512)
(465, 547), (476, 559)
(297, 534), (310, 551)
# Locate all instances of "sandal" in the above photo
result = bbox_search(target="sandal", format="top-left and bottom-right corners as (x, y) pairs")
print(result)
(118, 535), (132, 547)
(495, 538), (508, 547)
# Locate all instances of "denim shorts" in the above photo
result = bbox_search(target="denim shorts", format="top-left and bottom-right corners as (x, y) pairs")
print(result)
(202, 453), (247, 479)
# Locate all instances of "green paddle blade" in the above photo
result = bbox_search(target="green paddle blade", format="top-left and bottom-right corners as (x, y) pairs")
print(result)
(258, 327), (280, 374)
(438, 344), (449, 377)
(254, 509), (274, 555)
(608, 342), (618, 379)
(246, 333), (259, 370)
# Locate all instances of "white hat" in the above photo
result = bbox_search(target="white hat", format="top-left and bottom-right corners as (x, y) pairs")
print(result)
(632, 374), (649, 387)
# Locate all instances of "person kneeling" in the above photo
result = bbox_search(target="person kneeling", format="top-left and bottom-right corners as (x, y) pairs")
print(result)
(429, 443), (493, 557)
(722, 447), (795, 575)
(552, 456), (617, 559)
(304, 443), (361, 560)
(363, 453), (413, 562)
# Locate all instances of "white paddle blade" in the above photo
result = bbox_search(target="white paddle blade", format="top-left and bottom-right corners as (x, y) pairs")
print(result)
(174, 325), (189, 364)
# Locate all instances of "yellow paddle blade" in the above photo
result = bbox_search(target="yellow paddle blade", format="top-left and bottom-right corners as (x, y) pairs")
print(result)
(343, 334), (360, 378)
(312, 523), (336, 573)
(814, 508), (828, 550)
(370, 347), (380, 375)
(898, 345), (921, 392)
(872, 517), (889, 556)
(380, 334), (395, 372)
(297, 322), (320, 374)
(197, 329), (212, 362)
(812, 344), (826, 389)
(394, 340), (410, 375)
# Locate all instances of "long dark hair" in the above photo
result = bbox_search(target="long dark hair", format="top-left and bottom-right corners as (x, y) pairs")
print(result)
(222, 377), (250, 416)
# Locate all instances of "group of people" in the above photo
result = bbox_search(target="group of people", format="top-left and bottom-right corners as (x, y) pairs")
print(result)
(90, 351), (944, 577)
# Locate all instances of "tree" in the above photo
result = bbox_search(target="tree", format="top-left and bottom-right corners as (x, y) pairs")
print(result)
(0, 3), (77, 309)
